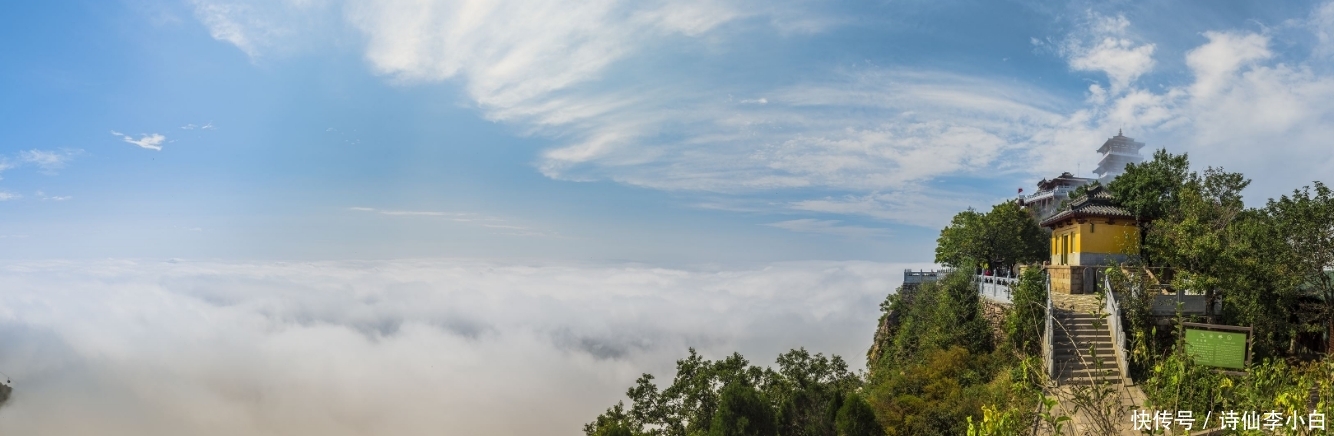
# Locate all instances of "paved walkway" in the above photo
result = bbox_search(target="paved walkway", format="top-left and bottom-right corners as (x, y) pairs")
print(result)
(1051, 293), (1102, 314)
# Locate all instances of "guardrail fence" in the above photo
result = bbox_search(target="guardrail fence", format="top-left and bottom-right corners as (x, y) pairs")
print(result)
(1043, 275), (1055, 381)
(1102, 274), (1131, 384)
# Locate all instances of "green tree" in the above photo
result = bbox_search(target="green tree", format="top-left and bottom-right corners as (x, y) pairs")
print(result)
(1004, 267), (1047, 355)
(1217, 209), (1301, 357)
(709, 382), (778, 436)
(588, 348), (873, 436)
(769, 349), (860, 436)
(584, 402), (638, 436)
(1267, 182), (1334, 352)
(1148, 166), (1250, 318)
(935, 202), (1046, 273)
(984, 201), (1049, 273)
(864, 271), (1000, 435)
(935, 208), (986, 269)
(834, 393), (883, 436)
(1106, 149), (1190, 265)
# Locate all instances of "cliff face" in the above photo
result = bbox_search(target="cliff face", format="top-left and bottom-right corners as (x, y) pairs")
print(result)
(0, 382), (10, 407)
(979, 299), (1010, 347)
(867, 284), (919, 369)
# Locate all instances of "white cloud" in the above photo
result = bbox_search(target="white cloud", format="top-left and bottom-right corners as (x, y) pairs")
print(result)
(0, 191), (21, 201)
(1184, 31), (1272, 99)
(1068, 37), (1155, 92)
(534, 70), (1066, 196)
(0, 258), (926, 435)
(1309, 1), (1334, 58)
(189, 0), (333, 59)
(1060, 13), (1155, 93)
(18, 149), (82, 174)
(1031, 8), (1334, 203)
(0, 158), (13, 180)
(35, 191), (72, 201)
(764, 219), (890, 237)
(112, 131), (167, 151)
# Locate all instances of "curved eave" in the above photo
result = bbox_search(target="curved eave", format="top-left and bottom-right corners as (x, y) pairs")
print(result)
(1040, 210), (1135, 228)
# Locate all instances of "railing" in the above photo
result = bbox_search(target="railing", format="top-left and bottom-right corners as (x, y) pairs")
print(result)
(975, 274), (1018, 304)
(1043, 275), (1055, 381)
(1103, 274), (1130, 384)
(903, 269), (951, 285)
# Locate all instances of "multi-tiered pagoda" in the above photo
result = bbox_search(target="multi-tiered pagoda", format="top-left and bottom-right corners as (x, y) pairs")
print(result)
(1093, 130), (1145, 183)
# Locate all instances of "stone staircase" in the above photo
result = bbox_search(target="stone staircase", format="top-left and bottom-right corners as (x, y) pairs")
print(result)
(1050, 296), (1121, 386)
(1046, 293), (1148, 435)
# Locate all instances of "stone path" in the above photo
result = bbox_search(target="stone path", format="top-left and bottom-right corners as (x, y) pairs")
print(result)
(1051, 293), (1102, 314)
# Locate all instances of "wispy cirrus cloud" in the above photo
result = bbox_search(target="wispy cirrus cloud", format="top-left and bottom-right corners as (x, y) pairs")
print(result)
(190, 2), (1334, 228)
(180, 122), (216, 130)
(111, 131), (166, 151)
(0, 158), (13, 180)
(0, 149), (84, 179)
(188, 0), (1065, 228)
(35, 190), (72, 201)
(0, 191), (21, 201)
(19, 149), (83, 174)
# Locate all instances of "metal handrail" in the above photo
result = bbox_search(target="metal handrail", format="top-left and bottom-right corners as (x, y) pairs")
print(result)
(1044, 274), (1055, 381)
(1103, 274), (1130, 383)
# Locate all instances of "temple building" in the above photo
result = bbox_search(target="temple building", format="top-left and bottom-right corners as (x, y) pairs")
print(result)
(1040, 185), (1138, 294)
(1020, 172), (1096, 222)
(1093, 130), (1145, 183)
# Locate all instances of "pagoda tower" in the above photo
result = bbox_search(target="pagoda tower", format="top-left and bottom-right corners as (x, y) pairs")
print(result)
(1093, 130), (1145, 183)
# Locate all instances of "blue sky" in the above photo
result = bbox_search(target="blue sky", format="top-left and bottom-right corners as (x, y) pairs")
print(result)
(6, 2), (1334, 435)
(5, 0), (1334, 263)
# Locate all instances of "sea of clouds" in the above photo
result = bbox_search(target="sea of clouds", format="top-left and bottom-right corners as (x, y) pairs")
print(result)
(0, 258), (926, 435)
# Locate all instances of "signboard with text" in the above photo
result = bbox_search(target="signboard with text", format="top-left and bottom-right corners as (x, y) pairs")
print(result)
(1184, 326), (1249, 370)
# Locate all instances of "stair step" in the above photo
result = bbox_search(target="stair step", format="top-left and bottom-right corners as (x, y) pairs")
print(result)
(1055, 335), (1112, 341)
(1055, 336), (1113, 342)
(1054, 343), (1114, 351)
(1057, 365), (1119, 374)
(1055, 352), (1115, 359)
(1055, 360), (1115, 368)
(1060, 377), (1124, 386)
(1058, 322), (1109, 327)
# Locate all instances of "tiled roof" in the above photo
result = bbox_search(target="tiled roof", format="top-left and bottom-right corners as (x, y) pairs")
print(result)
(1039, 185), (1133, 227)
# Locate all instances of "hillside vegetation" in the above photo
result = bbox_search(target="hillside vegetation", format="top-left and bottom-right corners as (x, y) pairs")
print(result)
(586, 149), (1334, 435)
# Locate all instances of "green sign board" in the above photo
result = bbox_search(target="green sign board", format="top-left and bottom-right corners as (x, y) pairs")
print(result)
(1184, 329), (1248, 369)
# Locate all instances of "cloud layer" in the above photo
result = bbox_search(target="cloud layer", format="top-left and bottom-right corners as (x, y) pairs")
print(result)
(0, 258), (921, 435)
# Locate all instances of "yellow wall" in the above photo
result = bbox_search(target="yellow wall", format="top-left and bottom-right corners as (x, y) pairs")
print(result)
(1049, 220), (1138, 265)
